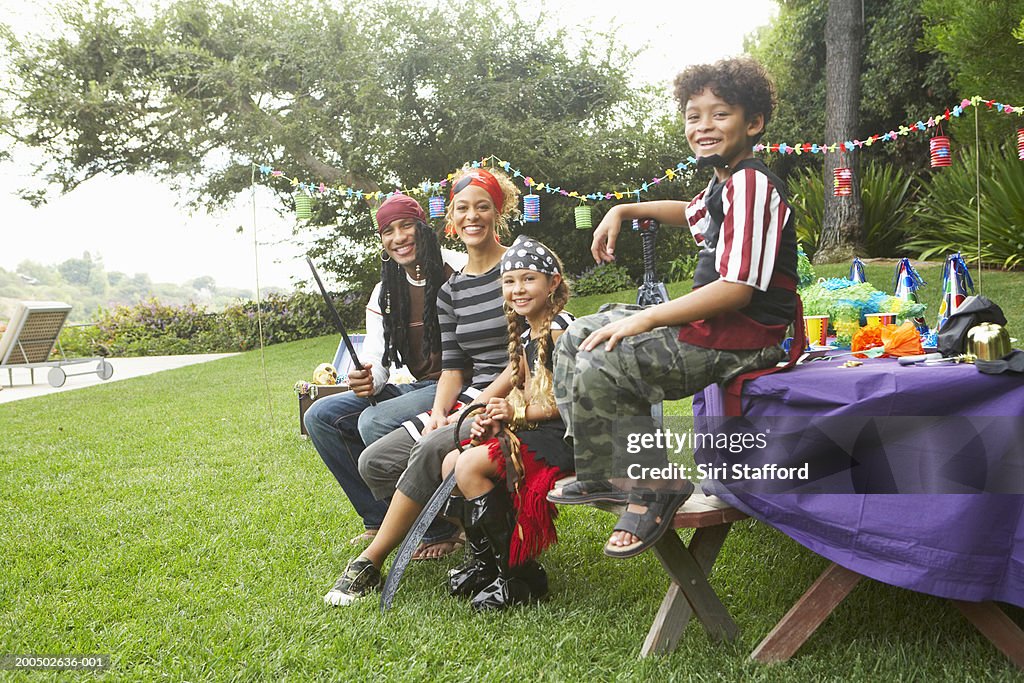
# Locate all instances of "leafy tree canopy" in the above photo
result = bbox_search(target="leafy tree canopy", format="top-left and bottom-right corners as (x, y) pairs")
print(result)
(920, 0), (1024, 140)
(747, 0), (956, 178)
(2, 0), (705, 288)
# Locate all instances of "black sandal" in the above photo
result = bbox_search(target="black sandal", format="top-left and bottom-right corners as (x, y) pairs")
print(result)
(603, 483), (695, 559)
(547, 479), (628, 505)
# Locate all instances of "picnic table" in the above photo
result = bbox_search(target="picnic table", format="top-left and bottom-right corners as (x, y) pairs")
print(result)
(694, 356), (1024, 667)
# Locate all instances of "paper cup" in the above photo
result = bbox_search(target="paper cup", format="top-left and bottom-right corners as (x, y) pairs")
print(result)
(803, 315), (829, 347)
(864, 312), (896, 328)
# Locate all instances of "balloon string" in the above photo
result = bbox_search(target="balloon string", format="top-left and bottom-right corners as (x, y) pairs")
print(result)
(974, 106), (983, 293)
(251, 164), (274, 422)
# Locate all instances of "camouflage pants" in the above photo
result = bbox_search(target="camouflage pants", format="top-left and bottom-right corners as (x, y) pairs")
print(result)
(552, 305), (784, 482)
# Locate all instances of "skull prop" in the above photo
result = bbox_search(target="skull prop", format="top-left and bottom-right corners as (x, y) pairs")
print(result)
(312, 363), (339, 386)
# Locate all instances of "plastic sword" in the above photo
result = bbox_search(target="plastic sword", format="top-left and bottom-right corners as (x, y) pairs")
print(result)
(305, 256), (376, 406)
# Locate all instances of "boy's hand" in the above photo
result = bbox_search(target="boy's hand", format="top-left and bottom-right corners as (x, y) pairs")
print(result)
(581, 312), (654, 352)
(591, 206), (622, 264)
(348, 363), (375, 398)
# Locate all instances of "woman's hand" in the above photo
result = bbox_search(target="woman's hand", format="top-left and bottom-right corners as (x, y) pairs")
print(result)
(420, 412), (449, 436)
(581, 311), (654, 352)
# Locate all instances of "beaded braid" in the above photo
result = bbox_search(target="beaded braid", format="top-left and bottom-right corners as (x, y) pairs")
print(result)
(379, 220), (446, 369)
(525, 278), (571, 414)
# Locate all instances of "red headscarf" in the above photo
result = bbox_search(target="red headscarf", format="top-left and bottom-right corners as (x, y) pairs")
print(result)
(449, 168), (504, 211)
(375, 193), (426, 234)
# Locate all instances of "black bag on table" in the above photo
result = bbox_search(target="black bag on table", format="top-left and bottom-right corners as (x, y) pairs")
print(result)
(937, 295), (1007, 356)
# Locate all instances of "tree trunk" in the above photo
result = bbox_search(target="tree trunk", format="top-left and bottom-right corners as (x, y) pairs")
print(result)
(816, 0), (865, 264)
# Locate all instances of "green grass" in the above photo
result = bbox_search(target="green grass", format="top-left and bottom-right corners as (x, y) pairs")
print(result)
(1, 266), (1022, 681)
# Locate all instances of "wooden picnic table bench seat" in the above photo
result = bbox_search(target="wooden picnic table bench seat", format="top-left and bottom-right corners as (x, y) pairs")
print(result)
(555, 476), (748, 657)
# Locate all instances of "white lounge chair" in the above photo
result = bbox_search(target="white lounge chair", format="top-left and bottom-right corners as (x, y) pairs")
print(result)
(0, 301), (113, 388)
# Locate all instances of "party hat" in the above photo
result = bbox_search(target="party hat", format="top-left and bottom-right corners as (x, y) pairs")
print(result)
(935, 253), (974, 332)
(892, 258), (927, 332)
(849, 257), (866, 283)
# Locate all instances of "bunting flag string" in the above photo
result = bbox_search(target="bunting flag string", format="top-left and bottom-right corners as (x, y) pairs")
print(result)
(259, 94), (1022, 211)
(258, 153), (700, 211)
(754, 95), (1022, 156)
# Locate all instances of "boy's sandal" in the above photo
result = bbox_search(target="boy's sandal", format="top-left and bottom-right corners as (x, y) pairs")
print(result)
(412, 534), (466, 561)
(603, 483), (695, 559)
(547, 479), (628, 505)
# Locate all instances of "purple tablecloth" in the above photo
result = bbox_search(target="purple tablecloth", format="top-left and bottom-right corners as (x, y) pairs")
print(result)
(694, 357), (1024, 606)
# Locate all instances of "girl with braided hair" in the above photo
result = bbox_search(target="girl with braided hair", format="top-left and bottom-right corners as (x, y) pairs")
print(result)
(439, 235), (574, 611)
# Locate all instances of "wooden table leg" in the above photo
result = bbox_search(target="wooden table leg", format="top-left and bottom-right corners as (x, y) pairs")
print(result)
(953, 600), (1024, 670)
(641, 523), (733, 656)
(750, 562), (862, 664)
(650, 524), (739, 646)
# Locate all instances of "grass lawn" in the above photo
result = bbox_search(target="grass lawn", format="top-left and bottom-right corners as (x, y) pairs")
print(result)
(1, 263), (1021, 680)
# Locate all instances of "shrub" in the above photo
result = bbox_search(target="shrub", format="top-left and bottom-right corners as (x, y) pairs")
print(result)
(666, 253), (698, 283)
(905, 143), (1024, 269)
(789, 161), (918, 259)
(571, 263), (634, 297)
(57, 292), (362, 358)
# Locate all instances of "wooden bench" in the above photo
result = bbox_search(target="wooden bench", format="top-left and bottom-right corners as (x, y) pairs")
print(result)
(556, 476), (748, 656)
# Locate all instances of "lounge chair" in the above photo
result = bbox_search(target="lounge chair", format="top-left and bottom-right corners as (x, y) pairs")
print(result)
(0, 301), (113, 388)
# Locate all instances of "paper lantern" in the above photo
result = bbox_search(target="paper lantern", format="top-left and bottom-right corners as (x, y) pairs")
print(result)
(929, 136), (952, 168)
(295, 193), (313, 220)
(1017, 128), (1024, 160)
(833, 168), (853, 197)
(428, 195), (445, 219)
(523, 194), (540, 222)
(574, 205), (592, 230)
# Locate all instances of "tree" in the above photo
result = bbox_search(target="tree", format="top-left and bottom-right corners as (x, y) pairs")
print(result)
(57, 253), (95, 286)
(747, 0), (956, 179)
(816, 0), (865, 263)
(921, 0), (1024, 140)
(2, 0), (700, 288)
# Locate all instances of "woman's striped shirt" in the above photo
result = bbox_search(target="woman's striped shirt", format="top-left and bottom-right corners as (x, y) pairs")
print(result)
(437, 264), (509, 389)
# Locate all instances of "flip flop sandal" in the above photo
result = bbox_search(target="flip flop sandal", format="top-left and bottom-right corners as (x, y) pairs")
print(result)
(603, 483), (695, 559)
(348, 529), (378, 546)
(547, 479), (628, 505)
(412, 535), (466, 561)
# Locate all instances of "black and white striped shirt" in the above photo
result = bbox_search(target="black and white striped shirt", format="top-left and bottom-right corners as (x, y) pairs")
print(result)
(437, 264), (509, 389)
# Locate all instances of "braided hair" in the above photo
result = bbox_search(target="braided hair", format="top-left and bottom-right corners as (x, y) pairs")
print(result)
(379, 220), (445, 369)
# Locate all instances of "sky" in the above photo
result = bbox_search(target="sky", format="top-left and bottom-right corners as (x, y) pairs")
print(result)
(0, 0), (778, 291)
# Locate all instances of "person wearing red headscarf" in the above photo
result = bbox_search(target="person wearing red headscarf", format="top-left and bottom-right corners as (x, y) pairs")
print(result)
(304, 193), (465, 548)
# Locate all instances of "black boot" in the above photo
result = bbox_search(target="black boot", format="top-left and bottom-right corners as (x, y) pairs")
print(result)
(469, 486), (548, 611)
(446, 495), (498, 597)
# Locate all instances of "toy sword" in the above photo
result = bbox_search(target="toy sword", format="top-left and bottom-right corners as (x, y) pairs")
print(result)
(305, 255), (376, 406)
(635, 218), (670, 307)
(380, 404), (486, 612)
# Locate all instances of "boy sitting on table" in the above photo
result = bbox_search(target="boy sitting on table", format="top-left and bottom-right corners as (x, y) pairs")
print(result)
(548, 56), (798, 558)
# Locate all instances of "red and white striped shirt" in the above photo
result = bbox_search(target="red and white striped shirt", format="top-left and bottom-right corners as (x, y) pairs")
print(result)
(686, 168), (791, 292)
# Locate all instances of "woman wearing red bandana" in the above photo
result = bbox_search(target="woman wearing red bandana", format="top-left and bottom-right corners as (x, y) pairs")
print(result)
(325, 167), (527, 607)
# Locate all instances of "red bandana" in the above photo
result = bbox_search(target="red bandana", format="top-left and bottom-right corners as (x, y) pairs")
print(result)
(449, 168), (504, 210)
